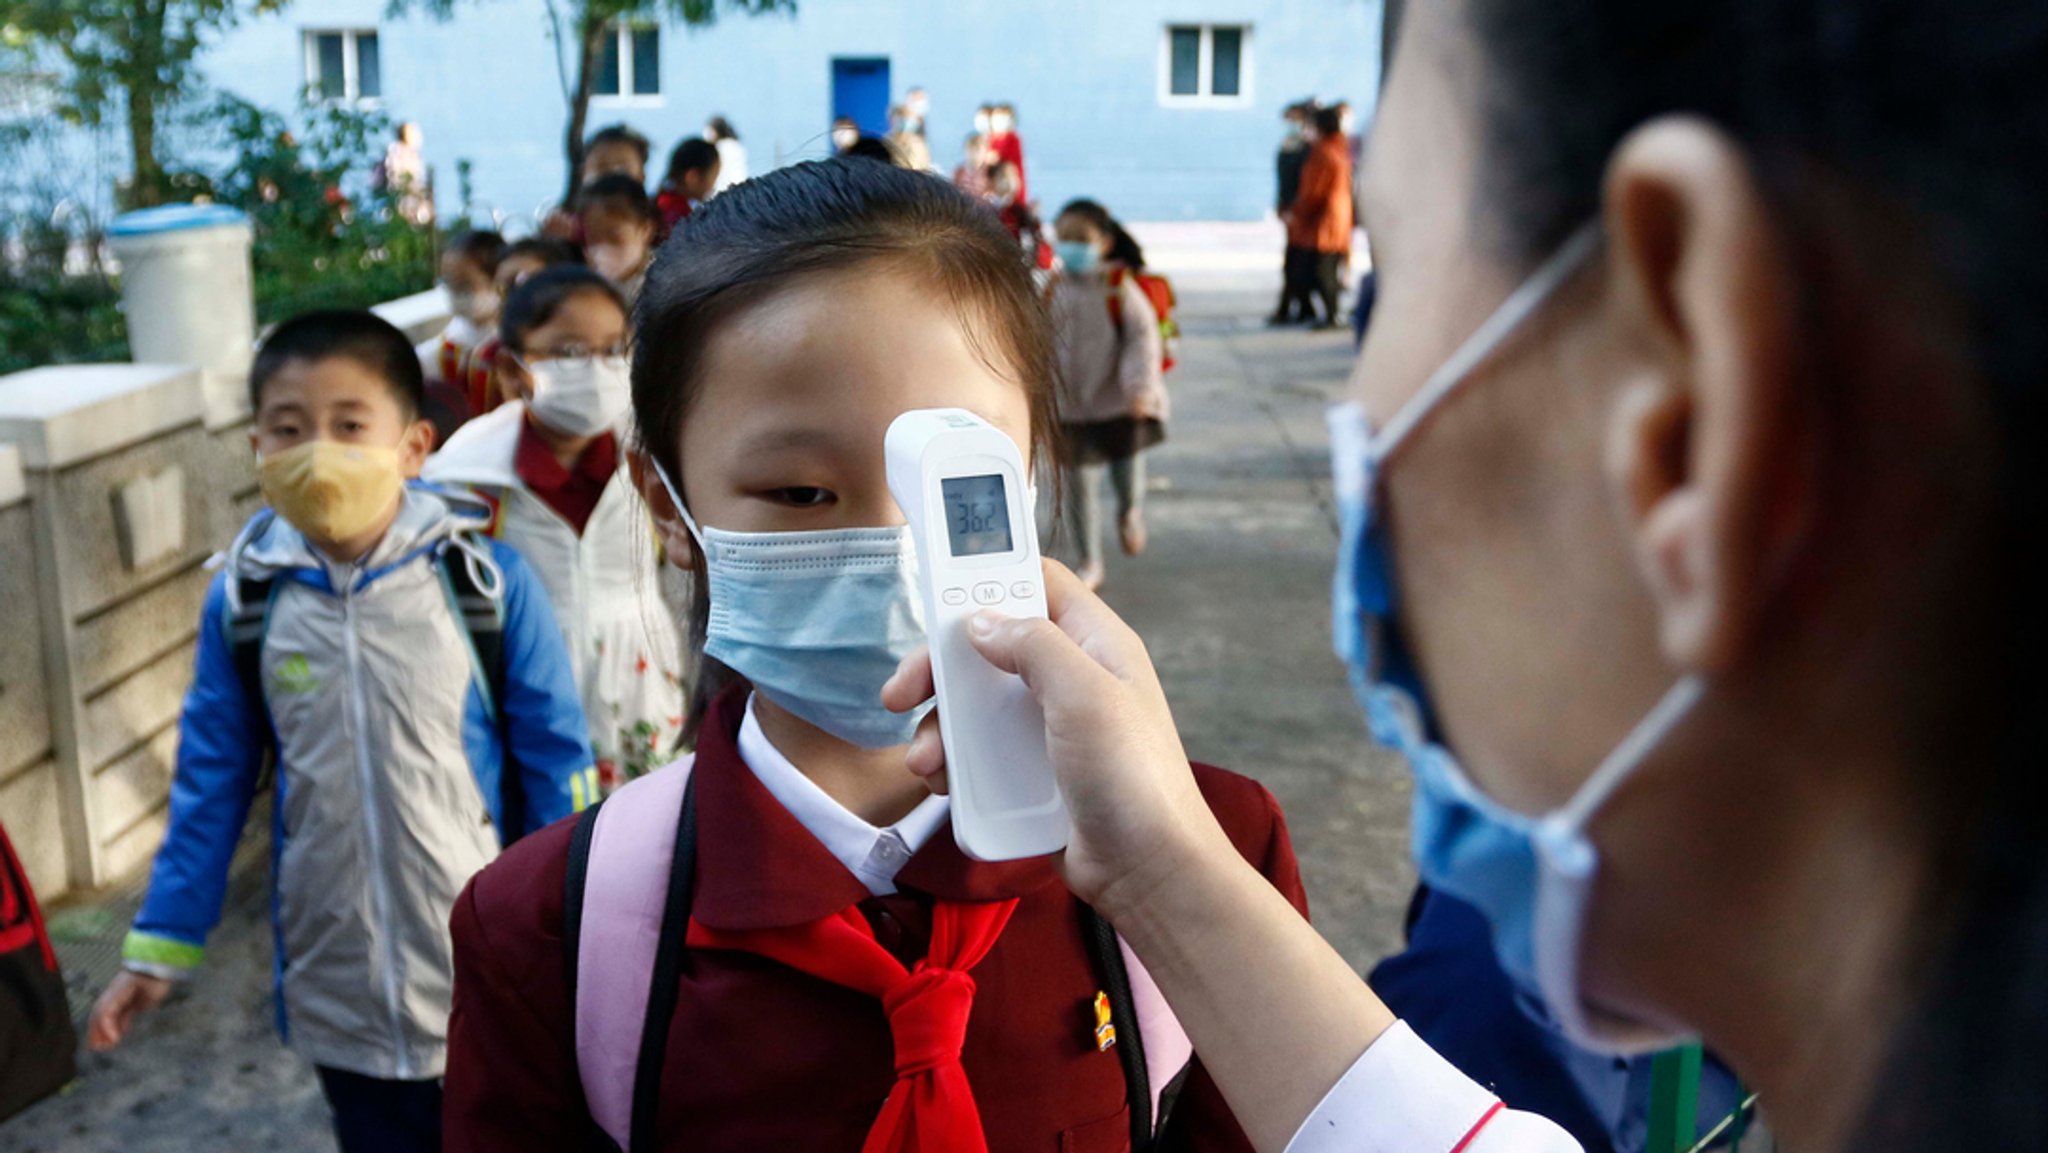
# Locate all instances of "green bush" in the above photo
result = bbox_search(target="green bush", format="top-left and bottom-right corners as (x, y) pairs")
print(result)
(203, 94), (438, 324)
(0, 207), (127, 374)
(1, 93), (438, 374)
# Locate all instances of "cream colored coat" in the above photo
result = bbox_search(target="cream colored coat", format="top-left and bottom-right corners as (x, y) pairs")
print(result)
(424, 403), (690, 790)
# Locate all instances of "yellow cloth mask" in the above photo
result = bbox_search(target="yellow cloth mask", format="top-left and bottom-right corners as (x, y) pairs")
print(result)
(257, 441), (405, 544)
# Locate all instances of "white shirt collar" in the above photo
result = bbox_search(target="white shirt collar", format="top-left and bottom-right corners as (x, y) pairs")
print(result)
(737, 694), (950, 896)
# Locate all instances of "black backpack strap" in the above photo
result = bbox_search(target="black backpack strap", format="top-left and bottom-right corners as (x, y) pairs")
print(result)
(226, 576), (277, 741)
(628, 772), (698, 1152)
(562, 799), (605, 991)
(1081, 901), (1159, 1150)
(560, 799), (625, 1152)
(437, 542), (524, 842)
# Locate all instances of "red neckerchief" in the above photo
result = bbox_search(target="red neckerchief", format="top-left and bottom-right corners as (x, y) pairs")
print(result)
(688, 898), (1019, 1153)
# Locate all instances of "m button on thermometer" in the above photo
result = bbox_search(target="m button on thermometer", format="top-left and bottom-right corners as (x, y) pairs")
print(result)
(886, 408), (1068, 861)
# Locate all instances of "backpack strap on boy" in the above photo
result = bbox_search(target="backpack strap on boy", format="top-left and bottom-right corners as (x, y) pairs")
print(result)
(434, 534), (525, 842)
(226, 576), (281, 741)
(224, 532), (524, 839)
(563, 756), (1194, 1152)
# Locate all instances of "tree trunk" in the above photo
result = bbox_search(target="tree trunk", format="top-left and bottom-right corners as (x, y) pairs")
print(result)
(561, 15), (608, 205)
(123, 0), (169, 208)
(127, 92), (164, 208)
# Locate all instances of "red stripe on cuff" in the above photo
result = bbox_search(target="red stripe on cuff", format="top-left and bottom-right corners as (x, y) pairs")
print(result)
(1449, 1101), (1506, 1153)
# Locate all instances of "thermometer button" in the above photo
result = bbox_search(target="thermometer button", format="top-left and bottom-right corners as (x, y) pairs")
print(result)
(942, 587), (968, 607)
(1010, 581), (1037, 600)
(972, 582), (1006, 605)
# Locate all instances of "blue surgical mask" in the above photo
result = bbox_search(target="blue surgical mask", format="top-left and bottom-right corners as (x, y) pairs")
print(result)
(654, 461), (932, 748)
(1055, 241), (1100, 275)
(1330, 224), (1704, 1055)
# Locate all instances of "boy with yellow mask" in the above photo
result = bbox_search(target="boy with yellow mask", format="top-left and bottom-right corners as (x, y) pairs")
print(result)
(87, 311), (598, 1153)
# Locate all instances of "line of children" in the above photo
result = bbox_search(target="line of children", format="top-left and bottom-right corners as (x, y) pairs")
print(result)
(424, 265), (688, 792)
(656, 136), (722, 232)
(577, 174), (661, 305)
(87, 311), (597, 1153)
(1049, 199), (1172, 592)
(419, 228), (506, 444)
(442, 158), (1303, 1152)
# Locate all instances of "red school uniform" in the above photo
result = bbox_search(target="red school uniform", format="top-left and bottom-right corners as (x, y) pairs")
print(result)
(443, 688), (1309, 1152)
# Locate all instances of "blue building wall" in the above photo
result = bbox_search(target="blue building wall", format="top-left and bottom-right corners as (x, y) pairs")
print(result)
(194, 0), (1381, 224)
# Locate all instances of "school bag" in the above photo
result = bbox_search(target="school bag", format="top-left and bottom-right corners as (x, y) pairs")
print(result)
(563, 757), (1197, 1152)
(0, 819), (76, 1121)
(1106, 268), (1182, 374)
(225, 525), (533, 844)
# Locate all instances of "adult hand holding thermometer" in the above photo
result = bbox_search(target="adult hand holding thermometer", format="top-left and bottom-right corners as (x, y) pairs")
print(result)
(886, 408), (1070, 861)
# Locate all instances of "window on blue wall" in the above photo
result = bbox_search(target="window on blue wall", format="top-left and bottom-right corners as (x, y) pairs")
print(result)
(594, 23), (661, 100)
(1169, 27), (1202, 96)
(632, 28), (660, 96)
(306, 29), (381, 105)
(1211, 27), (1242, 96)
(1161, 25), (1252, 106)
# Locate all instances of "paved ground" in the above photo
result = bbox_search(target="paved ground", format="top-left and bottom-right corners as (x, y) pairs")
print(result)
(2, 245), (1410, 1151)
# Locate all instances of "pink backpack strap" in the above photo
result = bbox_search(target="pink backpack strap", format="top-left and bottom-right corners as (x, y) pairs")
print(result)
(1120, 935), (1196, 1125)
(573, 754), (695, 1151)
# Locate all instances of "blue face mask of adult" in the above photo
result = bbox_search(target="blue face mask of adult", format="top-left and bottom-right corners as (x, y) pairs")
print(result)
(654, 461), (932, 749)
(1330, 224), (1705, 1055)
(1056, 241), (1100, 275)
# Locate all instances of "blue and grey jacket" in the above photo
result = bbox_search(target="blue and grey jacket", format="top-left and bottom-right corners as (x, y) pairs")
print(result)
(123, 487), (596, 1080)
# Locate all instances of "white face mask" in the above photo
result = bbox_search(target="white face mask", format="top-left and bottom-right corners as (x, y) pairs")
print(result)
(586, 243), (647, 287)
(447, 288), (500, 327)
(973, 112), (992, 134)
(523, 355), (632, 437)
(832, 127), (860, 151)
(989, 113), (1014, 135)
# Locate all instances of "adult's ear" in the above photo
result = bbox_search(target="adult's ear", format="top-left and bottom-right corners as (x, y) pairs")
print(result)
(627, 446), (697, 569)
(1600, 116), (1814, 674)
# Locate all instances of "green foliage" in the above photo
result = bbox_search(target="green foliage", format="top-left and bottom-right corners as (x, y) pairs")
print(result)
(1, 91), (437, 372)
(198, 93), (437, 323)
(0, 208), (126, 374)
(3, 0), (289, 205)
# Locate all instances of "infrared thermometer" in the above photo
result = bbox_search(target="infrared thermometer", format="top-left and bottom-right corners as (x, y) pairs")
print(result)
(886, 408), (1069, 861)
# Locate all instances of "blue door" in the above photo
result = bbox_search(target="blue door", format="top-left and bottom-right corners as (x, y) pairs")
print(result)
(831, 57), (892, 138)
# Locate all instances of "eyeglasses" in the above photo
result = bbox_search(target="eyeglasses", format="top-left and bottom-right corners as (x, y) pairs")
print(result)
(513, 342), (631, 367)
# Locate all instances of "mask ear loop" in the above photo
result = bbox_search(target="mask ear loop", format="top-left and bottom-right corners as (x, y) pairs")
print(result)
(650, 456), (709, 552)
(1545, 675), (1707, 837)
(1373, 223), (1605, 463)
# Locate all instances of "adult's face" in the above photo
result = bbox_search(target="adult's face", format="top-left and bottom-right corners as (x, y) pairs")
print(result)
(1353, 0), (1993, 1032)
(1354, 1), (1674, 816)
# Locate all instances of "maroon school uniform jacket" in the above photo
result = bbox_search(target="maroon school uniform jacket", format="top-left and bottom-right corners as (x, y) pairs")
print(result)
(444, 689), (1309, 1152)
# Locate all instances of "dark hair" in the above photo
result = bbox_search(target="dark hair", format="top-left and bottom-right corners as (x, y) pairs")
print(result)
(631, 158), (1062, 740)
(1458, 2), (2048, 1147)
(1312, 106), (1345, 138)
(249, 310), (424, 419)
(1056, 198), (1146, 270)
(844, 136), (899, 165)
(499, 265), (628, 355)
(663, 137), (721, 187)
(445, 229), (507, 276)
(500, 236), (579, 273)
(585, 123), (650, 167)
(577, 174), (660, 228)
(705, 115), (737, 143)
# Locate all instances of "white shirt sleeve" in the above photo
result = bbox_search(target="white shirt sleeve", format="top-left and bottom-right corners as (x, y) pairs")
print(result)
(1285, 1022), (1585, 1153)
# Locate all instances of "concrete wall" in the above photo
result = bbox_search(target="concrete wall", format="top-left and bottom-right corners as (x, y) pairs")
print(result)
(0, 286), (451, 899)
(0, 444), (66, 899)
(190, 0), (1382, 224)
